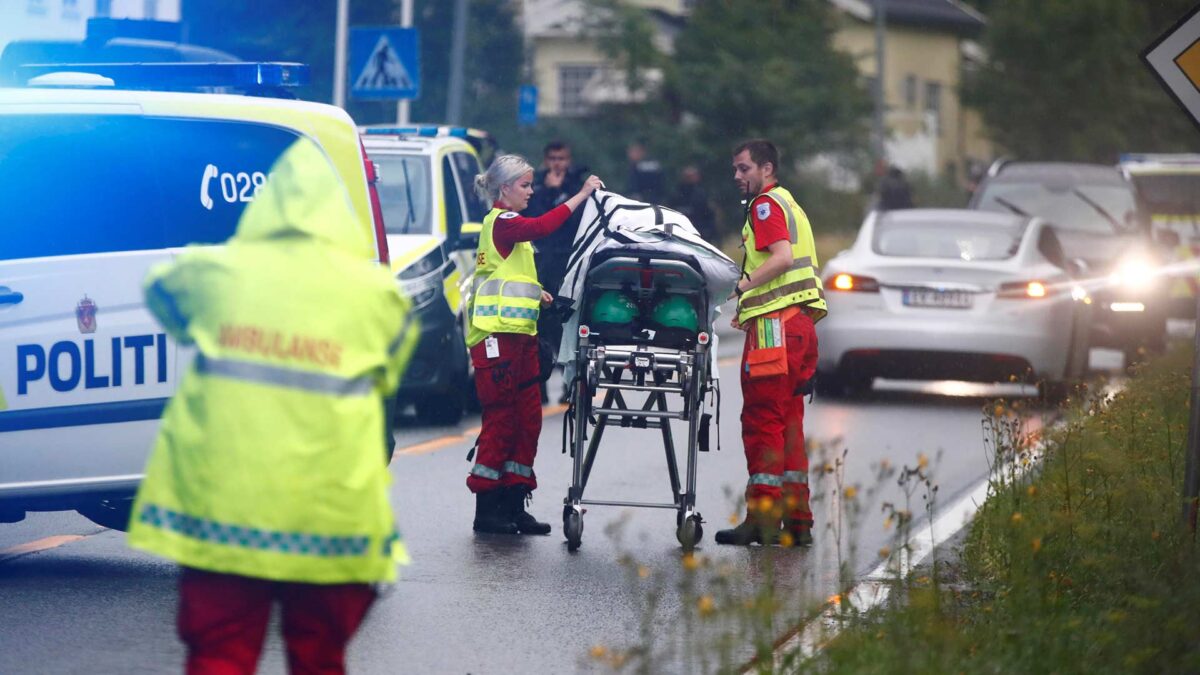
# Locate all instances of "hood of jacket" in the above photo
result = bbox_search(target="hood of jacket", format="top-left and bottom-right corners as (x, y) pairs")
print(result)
(232, 136), (369, 256)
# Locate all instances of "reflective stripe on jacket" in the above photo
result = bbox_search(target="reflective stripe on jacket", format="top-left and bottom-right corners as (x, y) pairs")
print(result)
(738, 185), (827, 324)
(127, 137), (418, 584)
(467, 208), (541, 347)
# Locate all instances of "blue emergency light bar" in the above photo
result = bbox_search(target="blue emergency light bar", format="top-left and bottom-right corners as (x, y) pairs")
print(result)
(17, 61), (309, 91)
(363, 125), (476, 139)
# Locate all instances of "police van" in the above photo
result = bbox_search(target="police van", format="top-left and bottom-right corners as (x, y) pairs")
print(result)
(361, 126), (495, 424)
(0, 62), (392, 529)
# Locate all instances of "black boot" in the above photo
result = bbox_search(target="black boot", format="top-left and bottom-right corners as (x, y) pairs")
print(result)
(507, 487), (552, 535)
(715, 513), (780, 546)
(783, 518), (814, 547)
(473, 490), (519, 535)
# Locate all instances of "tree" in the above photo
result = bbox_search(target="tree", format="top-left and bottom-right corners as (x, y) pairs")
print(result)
(182, 0), (524, 129)
(515, 0), (871, 240)
(409, 0), (524, 139)
(965, 0), (1200, 162)
(671, 0), (870, 165)
(182, 0), (400, 122)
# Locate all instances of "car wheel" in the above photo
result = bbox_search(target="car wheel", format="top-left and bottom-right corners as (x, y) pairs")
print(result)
(77, 498), (134, 531)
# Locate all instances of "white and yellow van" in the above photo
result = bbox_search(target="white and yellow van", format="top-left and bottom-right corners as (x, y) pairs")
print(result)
(360, 126), (495, 424)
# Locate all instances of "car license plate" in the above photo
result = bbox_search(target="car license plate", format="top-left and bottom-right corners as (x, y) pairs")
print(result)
(902, 289), (973, 309)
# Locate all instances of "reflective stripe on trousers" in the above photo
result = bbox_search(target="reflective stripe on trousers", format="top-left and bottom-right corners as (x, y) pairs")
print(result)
(470, 462), (533, 480)
(783, 470), (807, 484)
(195, 354), (373, 397)
(749, 473), (783, 487)
(503, 461), (533, 478)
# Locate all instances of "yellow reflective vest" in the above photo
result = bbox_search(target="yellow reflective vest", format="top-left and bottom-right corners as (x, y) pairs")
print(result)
(127, 138), (418, 584)
(738, 185), (828, 324)
(467, 208), (542, 347)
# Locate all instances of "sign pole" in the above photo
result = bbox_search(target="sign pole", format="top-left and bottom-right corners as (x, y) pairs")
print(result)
(398, 0), (413, 124)
(334, 0), (349, 108)
(1183, 296), (1200, 531)
(1140, 3), (1200, 531)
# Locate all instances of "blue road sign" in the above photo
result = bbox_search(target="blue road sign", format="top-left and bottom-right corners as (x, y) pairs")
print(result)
(350, 27), (419, 100)
(518, 85), (538, 126)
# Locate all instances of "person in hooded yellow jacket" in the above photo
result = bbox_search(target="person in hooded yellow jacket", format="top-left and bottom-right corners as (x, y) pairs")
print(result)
(126, 136), (417, 674)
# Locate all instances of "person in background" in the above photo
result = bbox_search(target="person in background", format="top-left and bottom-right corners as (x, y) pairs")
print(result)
(468, 154), (603, 535)
(626, 140), (665, 204)
(717, 138), (826, 548)
(877, 165), (915, 211)
(523, 140), (590, 403)
(670, 164), (718, 242)
(127, 137), (417, 674)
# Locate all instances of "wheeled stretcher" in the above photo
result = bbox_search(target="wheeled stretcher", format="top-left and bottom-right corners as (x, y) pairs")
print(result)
(560, 247), (720, 552)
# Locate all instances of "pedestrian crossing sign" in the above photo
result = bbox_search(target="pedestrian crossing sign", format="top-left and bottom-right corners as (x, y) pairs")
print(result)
(350, 27), (420, 100)
(1143, 4), (1200, 130)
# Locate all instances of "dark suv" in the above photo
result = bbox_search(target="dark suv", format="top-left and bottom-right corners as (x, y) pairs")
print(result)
(969, 161), (1166, 362)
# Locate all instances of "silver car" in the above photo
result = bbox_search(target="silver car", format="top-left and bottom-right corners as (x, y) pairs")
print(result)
(816, 209), (1091, 399)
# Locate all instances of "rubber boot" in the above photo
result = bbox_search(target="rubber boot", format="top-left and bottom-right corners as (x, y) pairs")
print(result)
(782, 519), (814, 548)
(715, 511), (781, 546)
(473, 490), (519, 535)
(507, 486), (551, 535)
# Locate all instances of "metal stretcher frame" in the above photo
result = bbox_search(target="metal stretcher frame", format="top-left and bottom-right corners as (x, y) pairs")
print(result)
(561, 249), (715, 552)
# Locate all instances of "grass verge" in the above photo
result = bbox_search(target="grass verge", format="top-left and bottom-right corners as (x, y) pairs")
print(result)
(818, 346), (1198, 673)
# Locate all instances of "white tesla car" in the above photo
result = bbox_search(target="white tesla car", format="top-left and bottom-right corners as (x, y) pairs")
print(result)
(816, 209), (1091, 398)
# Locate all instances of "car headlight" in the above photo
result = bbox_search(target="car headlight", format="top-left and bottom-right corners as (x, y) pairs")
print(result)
(397, 247), (446, 308)
(1109, 256), (1156, 290)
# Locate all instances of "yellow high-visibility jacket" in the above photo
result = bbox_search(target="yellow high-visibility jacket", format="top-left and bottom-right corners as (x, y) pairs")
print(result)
(127, 138), (417, 584)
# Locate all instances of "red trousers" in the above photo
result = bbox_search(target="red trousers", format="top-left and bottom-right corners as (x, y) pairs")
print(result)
(740, 310), (819, 525)
(177, 567), (375, 675)
(467, 332), (541, 493)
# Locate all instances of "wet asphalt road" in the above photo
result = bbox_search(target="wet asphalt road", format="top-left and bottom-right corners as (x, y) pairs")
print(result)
(0, 330), (1099, 673)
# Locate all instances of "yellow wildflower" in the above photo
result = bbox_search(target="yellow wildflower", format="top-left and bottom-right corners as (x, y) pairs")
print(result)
(1031, 538), (1042, 554)
(1027, 485), (1038, 497)
(697, 595), (715, 616)
(590, 645), (608, 660)
(878, 546), (891, 558)
(638, 565), (650, 579)
(1011, 512), (1023, 524)
(917, 453), (929, 469)
(844, 486), (858, 500)
(681, 554), (698, 572)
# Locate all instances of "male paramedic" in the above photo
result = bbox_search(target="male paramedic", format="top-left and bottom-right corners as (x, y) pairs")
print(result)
(716, 139), (826, 548)
(127, 137), (417, 674)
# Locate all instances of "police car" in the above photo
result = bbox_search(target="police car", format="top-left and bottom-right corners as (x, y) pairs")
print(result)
(361, 125), (495, 424)
(0, 62), (392, 529)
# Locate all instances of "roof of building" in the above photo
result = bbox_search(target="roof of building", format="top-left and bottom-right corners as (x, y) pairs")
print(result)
(830, 0), (986, 36)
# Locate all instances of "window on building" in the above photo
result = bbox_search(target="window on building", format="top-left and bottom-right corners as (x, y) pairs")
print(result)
(925, 81), (943, 136)
(558, 64), (598, 117)
(904, 74), (918, 110)
(143, 0), (157, 19)
(95, 0), (111, 16)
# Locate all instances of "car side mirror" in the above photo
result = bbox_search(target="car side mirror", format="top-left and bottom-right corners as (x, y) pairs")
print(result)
(455, 222), (482, 250)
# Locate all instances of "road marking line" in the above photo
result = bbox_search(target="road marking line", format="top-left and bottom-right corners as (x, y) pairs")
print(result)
(0, 534), (86, 563)
(395, 403), (569, 456)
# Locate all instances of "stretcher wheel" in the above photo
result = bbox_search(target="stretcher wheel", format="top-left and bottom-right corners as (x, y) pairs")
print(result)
(676, 512), (703, 551)
(564, 507), (584, 551)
